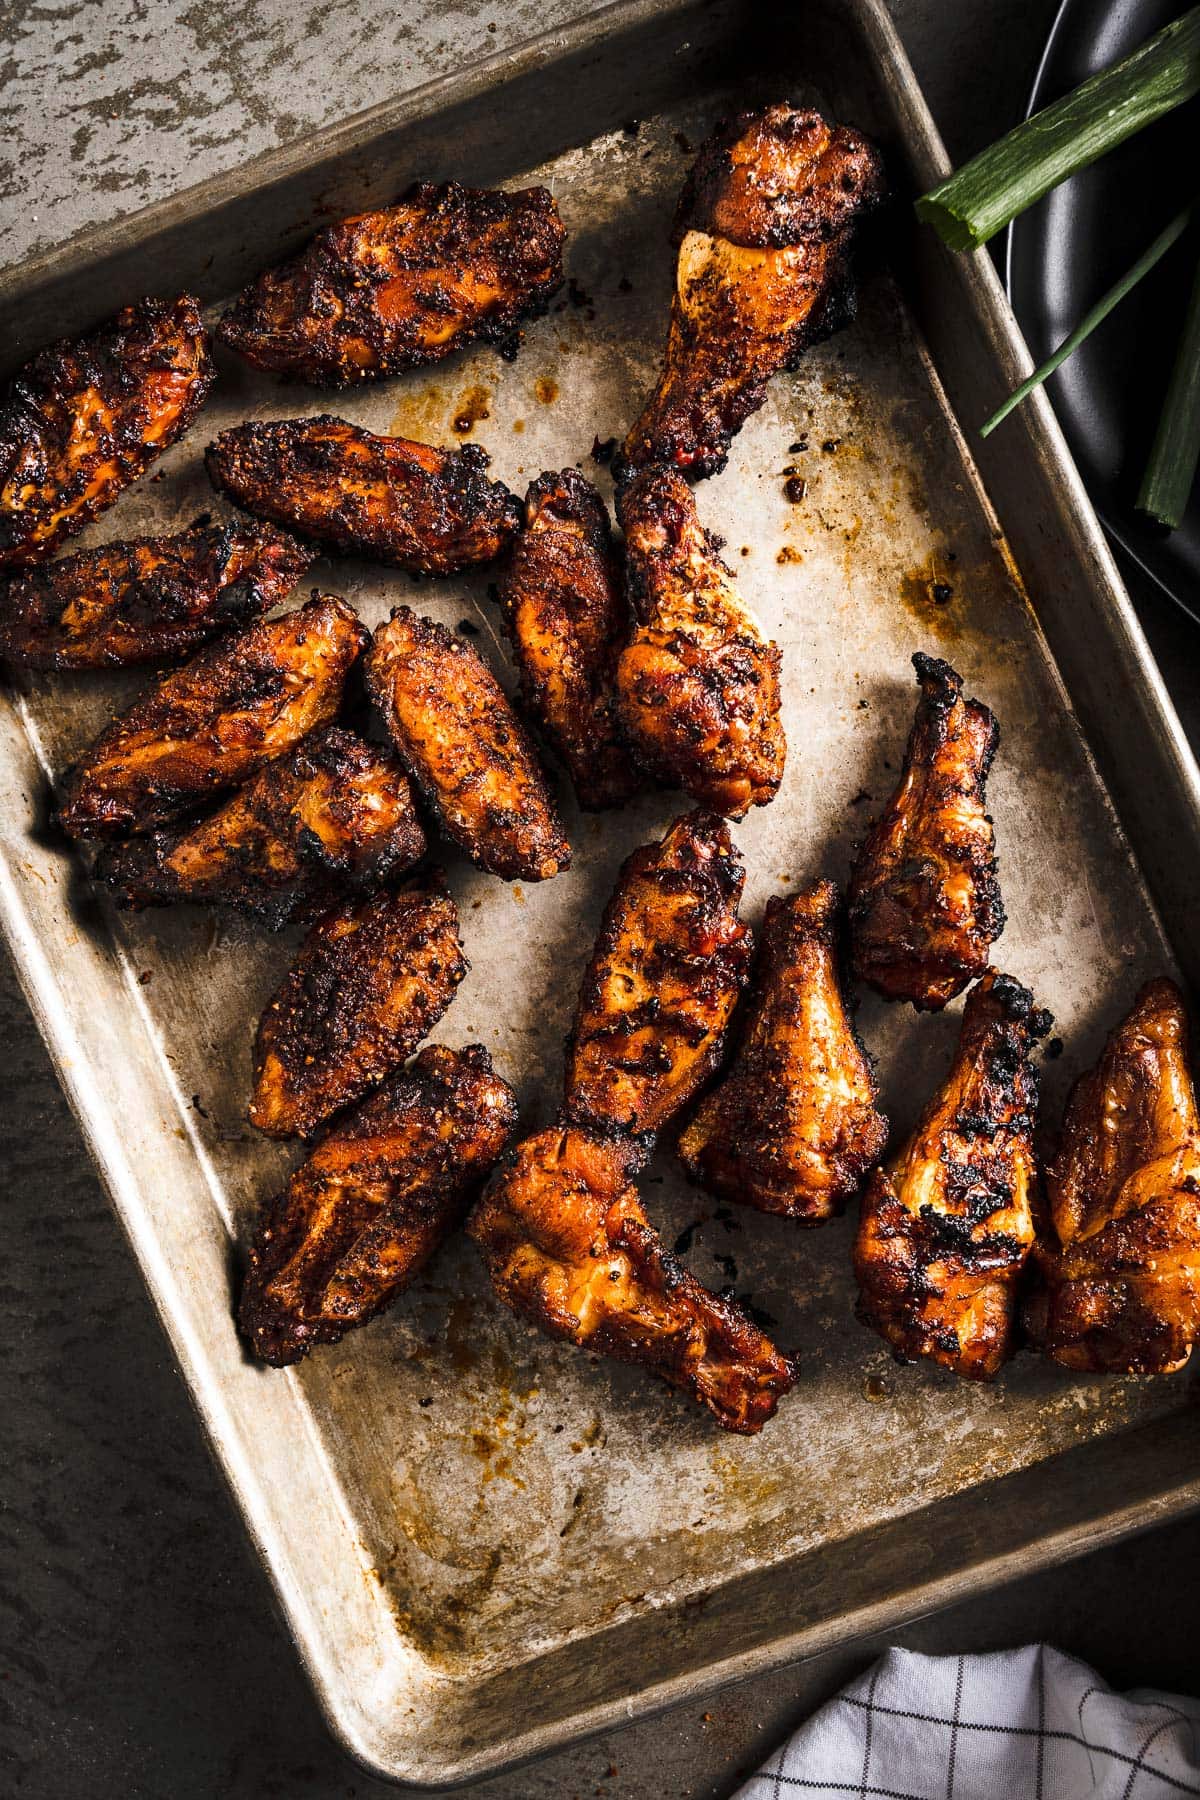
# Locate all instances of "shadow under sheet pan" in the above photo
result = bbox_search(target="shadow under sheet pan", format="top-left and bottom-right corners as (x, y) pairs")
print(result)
(1, 0), (1199, 1785)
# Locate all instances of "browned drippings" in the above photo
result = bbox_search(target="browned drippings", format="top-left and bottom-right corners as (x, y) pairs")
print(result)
(534, 375), (559, 405)
(452, 384), (492, 435)
(897, 557), (962, 640)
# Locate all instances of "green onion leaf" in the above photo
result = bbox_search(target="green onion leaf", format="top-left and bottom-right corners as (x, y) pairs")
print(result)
(1137, 247), (1200, 529)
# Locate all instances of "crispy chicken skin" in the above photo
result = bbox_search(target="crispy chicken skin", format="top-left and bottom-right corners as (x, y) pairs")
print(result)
(1025, 979), (1200, 1374)
(616, 467), (785, 818)
(219, 182), (564, 386)
(241, 1044), (517, 1365)
(365, 605), (570, 882)
(679, 880), (887, 1220)
(853, 970), (1050, 1380)
(206, 416), (519, 575)
(0, 521), (311, 669)
(97, 726), (425, 927)
(0, 296), (215, 570)
(565, 810), (752, 1140)
(250, 881), (466, 1140)
(622, 106), (885, 479)
(469, 1125), (798, 1433)
(56, 593), (366, 841)
(497, 469), (641, 812)
(849, 654), (1003, 1012)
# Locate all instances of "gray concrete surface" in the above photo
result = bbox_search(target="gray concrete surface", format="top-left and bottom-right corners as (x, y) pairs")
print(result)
(2, 3), (1199, 1797)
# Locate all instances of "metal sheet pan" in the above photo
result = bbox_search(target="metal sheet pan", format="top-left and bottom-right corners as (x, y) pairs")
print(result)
(2, 0), (1199, 1785)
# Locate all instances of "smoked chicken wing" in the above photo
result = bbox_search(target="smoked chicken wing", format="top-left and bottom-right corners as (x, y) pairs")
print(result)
(621, 106), (884, 479)
(468, 1125), (798, 1433)
(849, 653), (1003, 1011)
(241, 1043), (517, 1365)
(0, 296), (215, 570)
(220, 182), (564, 385)
(497, 469), (640, 811)
(565, 810), (752, 1140)
(616, 467), (785, 818)
(1025, 978), (1200, 1373)
(853, 970), (1049, 1380)
(56, 593), (366, 841)
(206, 416), (519, 575)
(679, 879), (887, 1220)
(365, 605), (570, 882)
(97, 726), (425, 927)
(250, 880), (466, 1140)
(0, 520), (311, 669)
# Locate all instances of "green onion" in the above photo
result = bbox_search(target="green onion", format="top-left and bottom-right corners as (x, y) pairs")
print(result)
(915, 7), (1200, 250)
(1137, 247), (1200, 528)
(980, 207), (1192, 438)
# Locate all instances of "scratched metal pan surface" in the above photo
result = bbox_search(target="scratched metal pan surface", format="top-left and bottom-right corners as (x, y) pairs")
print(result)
(2, 0), (1200, 1786)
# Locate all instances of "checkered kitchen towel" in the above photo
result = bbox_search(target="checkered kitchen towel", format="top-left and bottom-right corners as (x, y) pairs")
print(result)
(735, 1646), (1200, 1799)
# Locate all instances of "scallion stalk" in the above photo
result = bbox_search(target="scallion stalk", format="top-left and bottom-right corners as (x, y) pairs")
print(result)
(1137, 248), (1200, 528)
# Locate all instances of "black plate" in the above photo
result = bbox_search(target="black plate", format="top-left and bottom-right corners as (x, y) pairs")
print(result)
(1006, 0), (1200, 622)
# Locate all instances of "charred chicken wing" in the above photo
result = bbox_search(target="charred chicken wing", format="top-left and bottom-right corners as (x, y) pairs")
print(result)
(241, 1043), (517, 1365)
(250, 880), (466, 1140)
(0, 296), (215, 570)
(679, 879), (887, 1220)
(565, 810), (752, 1140)
(56, 593), (366, 841)
(469, 1125), (798, 1433)
(497, 469), (641, 811)
(220, 182), (564, 385)
(1025, 979), (1200, 1374)
(622, 106), (885, 479)
(205, 416), (519, 575)
(0, 520), (311, 669)
(853, 970), (1049, 1380)
(616, 467), (785, 819)
(849, 653), (1003, 1011)
(365, 605), (570, 882)
(97, 726), (425, 927)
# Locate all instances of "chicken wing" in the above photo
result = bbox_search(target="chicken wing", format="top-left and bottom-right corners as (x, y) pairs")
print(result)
(241, 1043), (517, 1365)
(468, 1125), (798, 1433)
(853, 969), (1050, 1380)
(849, 653), (1003, 1011)
(678, 879), (887, 1220)
(219, 182), (564, 385)
(621, 106), (884, 479)
(0, 296), (215, 570)
(0, 520), (311, 669)
(205, 416), (519, 575)
(616, 467), (785, 818)
(56, 593), (366, 841)
(250, 880), (466, 1139)
(496, 469), (641, 811)
(365, 605), (570, 882)
(564, 810), (752, 1140)
(97, 726), (425, 927)
(1025, 978), (1200, 1374)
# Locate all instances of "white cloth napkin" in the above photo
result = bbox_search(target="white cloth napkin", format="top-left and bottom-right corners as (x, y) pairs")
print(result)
(735, 1645), (1200, 1799)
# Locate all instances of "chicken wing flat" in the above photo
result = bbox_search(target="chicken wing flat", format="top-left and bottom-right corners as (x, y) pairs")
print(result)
(56, 593), (366, 841)
(853, 970), (1050, 1380)
(468, 1125), (798, 1433)
(365, 605), (570, 882)
(497, 469), (641, 812)
(205, 416), (519, 575)
(0, 296), (215, 571)
(679, 879), (887, 1220)
(849, 653), (1003, 1012)
(250, 880), (466, 1139)
(219, 182), (564, 386)
(0, 520), (311, 670)
(616, 467), (785, 818)
(621, 106), (884, 479)
(97, 726), (425, 927)
(564, 810), (752, 1140)
(241, 1044), (517, 1365)
(1025, 979), (1200, 1374)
